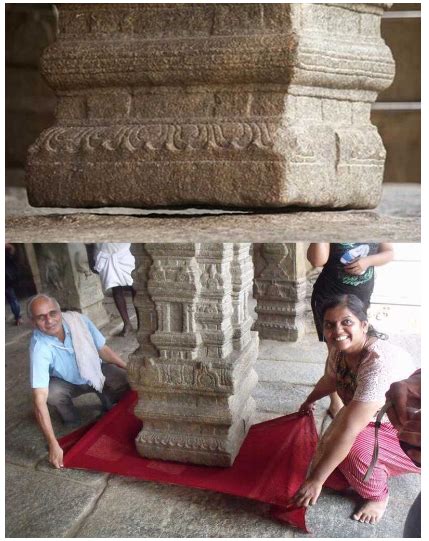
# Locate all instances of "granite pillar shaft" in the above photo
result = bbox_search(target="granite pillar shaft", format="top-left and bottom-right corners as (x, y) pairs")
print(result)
(253, 243), (307, 342)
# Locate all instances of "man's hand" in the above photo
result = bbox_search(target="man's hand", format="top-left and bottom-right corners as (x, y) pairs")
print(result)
(290, 477), (323, 508)
(344, 257), (369, 275)
(99, 345), (127, 369)
(49, 440), (64, 469)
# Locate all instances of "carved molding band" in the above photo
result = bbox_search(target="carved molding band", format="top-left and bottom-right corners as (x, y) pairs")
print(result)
(30, 122), (275, 154)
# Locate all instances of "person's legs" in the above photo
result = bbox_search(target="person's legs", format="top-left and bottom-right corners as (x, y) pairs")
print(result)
(403, 492), (421, 538)
(5, 286), (22, 324)
(338, 423), (420, 525)
(111, 286), (132, 336)
(47, 378), (93, 425)
(130, 286), (139, 329)
(98, 363), (130, 410)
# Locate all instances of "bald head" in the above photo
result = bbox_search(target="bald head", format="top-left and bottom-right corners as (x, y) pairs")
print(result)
(27, 294), (63, 339)
(27, 294), (61, 319)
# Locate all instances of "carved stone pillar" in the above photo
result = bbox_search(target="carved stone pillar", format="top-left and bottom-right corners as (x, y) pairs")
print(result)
(128, 243), (258, 467)
(5, 4), (57, 186)
(26, 4), (394, 209)
(33, 243), (109, 328)
(305, 265), (322, 335)
(253, 243), (307, 342)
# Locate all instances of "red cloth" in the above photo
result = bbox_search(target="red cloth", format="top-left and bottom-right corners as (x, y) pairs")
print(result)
(60, 391), (345, 532)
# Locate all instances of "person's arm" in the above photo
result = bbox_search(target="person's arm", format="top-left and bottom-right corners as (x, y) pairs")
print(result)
(298, 374), (337, 415)
(292, 399), (382, 507)
(32, 388), (64, 469)
(307, 243), (330, 268)
(98, 345), (127, 369)
(386, 370), (421, 465)
(344, 243), (394, 276)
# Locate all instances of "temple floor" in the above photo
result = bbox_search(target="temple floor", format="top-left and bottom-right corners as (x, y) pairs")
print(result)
(5, 299), (420, 538)
(5, 183), (420, 243)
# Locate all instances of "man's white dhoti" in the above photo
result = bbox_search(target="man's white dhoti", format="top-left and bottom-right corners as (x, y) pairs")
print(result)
(94, 243), (135, 290)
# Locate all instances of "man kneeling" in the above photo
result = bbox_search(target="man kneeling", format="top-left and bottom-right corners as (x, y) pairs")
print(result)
(28, 294), (129, 469)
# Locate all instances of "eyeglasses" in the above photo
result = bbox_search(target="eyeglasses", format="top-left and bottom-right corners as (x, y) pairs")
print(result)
(34, 310), (60, 323)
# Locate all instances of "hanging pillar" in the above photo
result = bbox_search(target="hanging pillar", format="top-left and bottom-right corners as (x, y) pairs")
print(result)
(32, 243), (109, 328)
(26, 4), (394, 210)
(253, 243), (307, 342)
(128, 243), (258, 467)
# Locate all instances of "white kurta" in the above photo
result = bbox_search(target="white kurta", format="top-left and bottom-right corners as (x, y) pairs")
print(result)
(94, 243), (135, 290)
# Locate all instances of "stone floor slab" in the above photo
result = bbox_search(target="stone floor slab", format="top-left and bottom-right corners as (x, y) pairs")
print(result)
(77, 476), (294, 538)
(36, 458), (109, 486)
(252, 381), (329, 416)
(257, 359), (324, 386)
(5, 184), (420, 242)
(5, 463), (104, 538)
(258, 339), (326, 364)
(304, 487), (419, 538)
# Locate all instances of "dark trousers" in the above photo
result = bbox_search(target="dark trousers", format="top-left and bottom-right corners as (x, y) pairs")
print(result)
(47, 363), (129, 423)
(403, 492), (421, 538)
(5, 286), (21, 321)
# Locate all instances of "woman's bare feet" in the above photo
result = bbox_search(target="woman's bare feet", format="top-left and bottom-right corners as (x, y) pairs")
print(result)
(353, 497), (389, 524)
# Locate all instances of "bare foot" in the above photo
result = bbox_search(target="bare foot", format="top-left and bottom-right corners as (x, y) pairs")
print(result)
(15, 317), (23, 326)
(118, 322), (132, 337)
(353, 497), (389, 525)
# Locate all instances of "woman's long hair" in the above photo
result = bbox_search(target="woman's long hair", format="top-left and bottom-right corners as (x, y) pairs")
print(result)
(320, 294), (388, 340)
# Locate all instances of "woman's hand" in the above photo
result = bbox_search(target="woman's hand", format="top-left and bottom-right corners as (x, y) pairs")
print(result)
(290, 477), (323, 508)
(298, 400), (315, 416)
(344, 257), (369, 275)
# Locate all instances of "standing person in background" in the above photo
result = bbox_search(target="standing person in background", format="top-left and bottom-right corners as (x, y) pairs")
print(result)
(307, 243), (394, 418)
(5, 242), (23, 326)
(90, 243), (136, 337)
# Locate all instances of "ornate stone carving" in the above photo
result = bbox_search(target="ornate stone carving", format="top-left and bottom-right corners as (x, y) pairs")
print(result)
(26, 4), (394, 209)
(32, 243), (109, 328)
(253, 243), (308, 341)
(128, 243), (258, 467)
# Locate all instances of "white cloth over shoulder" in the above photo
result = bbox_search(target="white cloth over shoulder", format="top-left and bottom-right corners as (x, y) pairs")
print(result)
(94, 243), (135, 290)
(61, 311), (105, 392)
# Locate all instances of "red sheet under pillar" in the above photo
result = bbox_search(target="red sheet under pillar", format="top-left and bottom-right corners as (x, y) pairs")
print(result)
(60, 391), (333, 532)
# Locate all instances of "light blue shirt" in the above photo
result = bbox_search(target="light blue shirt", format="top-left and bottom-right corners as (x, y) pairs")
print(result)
(29, 315), (106, 388)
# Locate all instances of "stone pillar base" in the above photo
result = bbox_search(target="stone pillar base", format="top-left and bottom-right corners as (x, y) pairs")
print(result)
(132, 333), (258, 467)
(26, 4), (394, 210)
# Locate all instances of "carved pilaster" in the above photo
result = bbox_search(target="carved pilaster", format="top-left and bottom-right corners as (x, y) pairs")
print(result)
(26, 4), (394, 209)
(128, 243), (258, 467)
(253, 243), (307, 342)
(33, 243), (109, 328)
(129, 244), (157, 359)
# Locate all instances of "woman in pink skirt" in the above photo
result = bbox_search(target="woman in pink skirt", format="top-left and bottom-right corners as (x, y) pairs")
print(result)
(291, 294), (420, 524)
